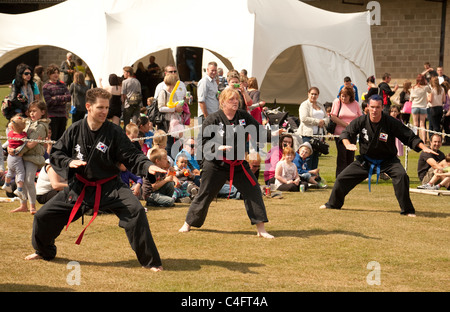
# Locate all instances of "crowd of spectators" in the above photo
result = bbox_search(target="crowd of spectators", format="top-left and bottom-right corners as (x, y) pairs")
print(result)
(2, 54), (450, 217)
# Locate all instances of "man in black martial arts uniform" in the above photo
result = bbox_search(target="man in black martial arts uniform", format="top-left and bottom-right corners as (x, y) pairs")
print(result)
(25, 88), (165, 271)
(320, 95), (437, 216)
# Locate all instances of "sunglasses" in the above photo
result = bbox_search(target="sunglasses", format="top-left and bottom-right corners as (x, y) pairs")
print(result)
(23, 72), (32, 76)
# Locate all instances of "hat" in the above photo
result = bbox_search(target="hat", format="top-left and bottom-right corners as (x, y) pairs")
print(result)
(299, 142), (312, 154)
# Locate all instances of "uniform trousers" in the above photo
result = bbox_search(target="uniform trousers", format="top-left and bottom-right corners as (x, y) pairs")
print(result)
(31, 177), (162, 267)
(326, 157), (415, 215)
(185, 160), (268, 227)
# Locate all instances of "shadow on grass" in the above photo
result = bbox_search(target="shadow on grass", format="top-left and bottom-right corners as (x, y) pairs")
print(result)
(0, 283), (73, 292)
(341, 207), (450, 218)
(48, 257), (263, 273)
(161, 258), (264, 273)
(196, 228), (380, 240)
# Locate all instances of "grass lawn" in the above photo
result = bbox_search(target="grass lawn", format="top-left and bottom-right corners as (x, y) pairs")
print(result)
(0, 86), (448, 294)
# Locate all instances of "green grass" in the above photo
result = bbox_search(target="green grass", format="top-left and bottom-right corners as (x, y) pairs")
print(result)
(0, 86), (449, 293)
(0, 140), (448, 292)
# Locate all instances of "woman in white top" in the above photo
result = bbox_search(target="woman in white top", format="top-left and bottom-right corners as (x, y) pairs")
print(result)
(297, 87), (329, 170)
(427, 76), (445, 135)
(410, 74), (431, 142)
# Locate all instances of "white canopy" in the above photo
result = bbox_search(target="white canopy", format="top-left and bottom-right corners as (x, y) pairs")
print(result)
(0, 0), (375, 104)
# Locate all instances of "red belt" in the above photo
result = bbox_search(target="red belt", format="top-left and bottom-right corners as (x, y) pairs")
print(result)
(66, 174), (117, 245)
(222, 159), (256, 199)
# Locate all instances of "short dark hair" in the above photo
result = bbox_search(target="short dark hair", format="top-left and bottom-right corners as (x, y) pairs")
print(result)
(46, 64), (59, 77)
(369, 94), (383, 103)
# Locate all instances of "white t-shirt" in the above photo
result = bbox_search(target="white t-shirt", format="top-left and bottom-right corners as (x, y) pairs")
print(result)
(274, 160), (298, 188)
(154, 80), (187, 102)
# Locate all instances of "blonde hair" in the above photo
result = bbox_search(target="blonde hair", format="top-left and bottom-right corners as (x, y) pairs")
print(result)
(218, 88), (240, 110)
(164, 73), (178, 87)
(149, 147), (167, 163)
(403, 80), (412, 93)
(125, 122), (139, 136)
(430, 77), (443, 95)
(246, 152), (261, 163)
(10, 115), (27, 133)
(152, 129), (167, 148)
(299, 145), (311, 156)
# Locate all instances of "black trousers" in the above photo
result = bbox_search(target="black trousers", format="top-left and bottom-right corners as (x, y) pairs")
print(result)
(49, 117), (67, 142)
(31, 178), (162, 267)
(335, 137), (356, 178)
(325, 157), (415, 215)
(185, 160), (268, 228)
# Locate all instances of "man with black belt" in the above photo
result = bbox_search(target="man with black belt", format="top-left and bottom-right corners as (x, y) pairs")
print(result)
(320, 95), (437, 216)
(25, 88), (165, 271)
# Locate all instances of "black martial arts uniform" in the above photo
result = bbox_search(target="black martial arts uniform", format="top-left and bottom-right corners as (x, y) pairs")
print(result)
(31, 119), (162, 268)
(324, 113), (423, 215)
(185, 109), (272, 228)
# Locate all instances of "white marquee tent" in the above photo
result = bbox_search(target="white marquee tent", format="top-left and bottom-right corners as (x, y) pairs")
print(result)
(0, 0), (375, 104)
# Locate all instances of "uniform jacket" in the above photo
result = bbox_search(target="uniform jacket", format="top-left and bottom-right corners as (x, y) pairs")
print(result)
(340, 113), (422, 161)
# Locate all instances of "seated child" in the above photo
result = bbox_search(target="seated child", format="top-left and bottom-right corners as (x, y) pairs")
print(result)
(137, 115), (153, 155)
(118, 163), (143, 200)
(2, 115), (28, 200)
(246, 152), (261, 180)
(274, 146), (301, 191)
(172, 154), (199, 203)
(145, 148), (175, 207)
(293, 142), (327, 189)
(125, 122), (142, 152)
(147, 129), (174, 166)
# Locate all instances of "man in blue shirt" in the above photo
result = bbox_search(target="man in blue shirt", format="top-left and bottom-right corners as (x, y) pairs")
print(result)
(337, 76), (359, 103)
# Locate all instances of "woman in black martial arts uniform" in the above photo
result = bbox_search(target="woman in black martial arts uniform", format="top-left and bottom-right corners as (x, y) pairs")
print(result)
(179, 88), (283, 238)
(25, 88), (165, 271)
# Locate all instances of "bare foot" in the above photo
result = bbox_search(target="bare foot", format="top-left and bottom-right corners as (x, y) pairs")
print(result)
(11, 206), (28, 213)
(25, 253), (42, 260)
(30, 208), (37, 215)
(257, 231), (274, 239)
(178, 222), (191, 233)
(256, 222), (274, 239)
(143, 266), (163, 272)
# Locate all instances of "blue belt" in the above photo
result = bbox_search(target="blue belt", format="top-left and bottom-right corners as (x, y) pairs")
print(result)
(363, 155), (384, 192)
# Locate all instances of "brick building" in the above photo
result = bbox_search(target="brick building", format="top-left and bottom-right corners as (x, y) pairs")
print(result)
(305, 0), (449, 86)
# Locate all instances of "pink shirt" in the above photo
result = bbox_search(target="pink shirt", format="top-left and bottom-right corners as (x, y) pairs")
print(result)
(330, 98), (362, 135)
